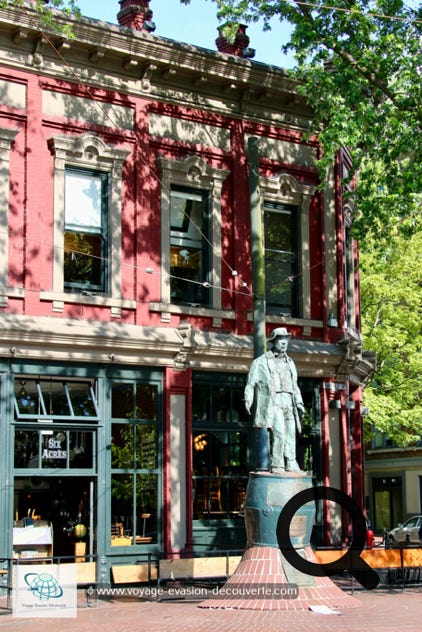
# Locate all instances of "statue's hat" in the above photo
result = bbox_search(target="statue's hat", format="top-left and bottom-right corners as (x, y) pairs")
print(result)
(268, 327), (291, 341)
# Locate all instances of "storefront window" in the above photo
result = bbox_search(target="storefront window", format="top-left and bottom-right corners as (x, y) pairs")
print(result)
(111, 382), (158, 420)
(112, 424), (157, 470)
(14, 429), (94, 470)
(111, 474), (158, 544)
(111, 381), (160, 546)
(373, 477), (403, 531)
(193, 430), (248, 519)
(14, 379), (98, 419)
(192, 373), (249, 520)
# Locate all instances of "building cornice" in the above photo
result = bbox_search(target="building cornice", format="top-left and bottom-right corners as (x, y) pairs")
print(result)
(0, 314), (371, 383)
(0, 6), (313, 131)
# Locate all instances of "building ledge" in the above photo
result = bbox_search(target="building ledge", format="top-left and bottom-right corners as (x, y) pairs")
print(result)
(40, 291), (136, 314)
(367, 446), (422, 455)
(0, 286), (25, 307)
(149, 302), (235, 326)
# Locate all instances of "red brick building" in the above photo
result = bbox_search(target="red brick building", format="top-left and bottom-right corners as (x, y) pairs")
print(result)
(0, 1), (374, 575)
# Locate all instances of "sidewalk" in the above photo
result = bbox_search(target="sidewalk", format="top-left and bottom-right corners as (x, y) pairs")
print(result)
(1, 585), (422, 632)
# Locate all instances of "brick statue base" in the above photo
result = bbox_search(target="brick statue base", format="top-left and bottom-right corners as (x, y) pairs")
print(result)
(200, 472), (359, 610)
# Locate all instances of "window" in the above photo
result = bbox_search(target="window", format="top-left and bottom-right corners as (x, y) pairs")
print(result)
(259, 172), (316, 320)
(47, 134), (130, 306)
(192, 373), (249, 520)
(341, 154), (358, 332)
(0, 128), (19, 298)
(157, 155), (229, 310)
(170, 187), (210, 305)
(14, 429), (94, 469)
(264, 202), (298, 316)
(372, 477), (403, 531)
(13, 377), (98, 473)
(110, 382), (161, 546)
(14, 379), (99, 420)
(64, 168), (109, 293)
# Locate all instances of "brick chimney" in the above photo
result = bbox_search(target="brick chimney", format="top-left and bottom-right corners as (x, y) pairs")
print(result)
(117, 0), (156, 32)
(216, 24), (255, 59)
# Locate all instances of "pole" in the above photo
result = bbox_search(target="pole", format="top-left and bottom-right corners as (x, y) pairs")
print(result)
(248, 136), (270, 471)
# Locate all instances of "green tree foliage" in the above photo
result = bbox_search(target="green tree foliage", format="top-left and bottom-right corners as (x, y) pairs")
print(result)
(181, 1), (422, 443)
(191, 0), (422, 242)
(0, 1), (81, 36)
(360, 231), (422, 445)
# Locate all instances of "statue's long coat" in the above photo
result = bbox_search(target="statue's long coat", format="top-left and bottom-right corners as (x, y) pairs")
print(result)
(244, 350), (304, 431)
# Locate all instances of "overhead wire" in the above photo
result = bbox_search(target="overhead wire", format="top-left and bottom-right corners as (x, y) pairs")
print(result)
(0, 225), (324, 304)
(19, 3), (251, 294)
(6, 4), (334, 305)
(283, 0), (422, 24)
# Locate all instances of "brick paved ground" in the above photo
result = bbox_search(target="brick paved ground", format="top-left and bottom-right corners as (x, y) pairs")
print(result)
(1, 585), (422, 632)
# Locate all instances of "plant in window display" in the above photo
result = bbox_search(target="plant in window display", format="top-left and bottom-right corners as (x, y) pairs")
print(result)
(111, 424), (158, 541)
(110, 382), (159, 541)
(111, 424), (157, 471)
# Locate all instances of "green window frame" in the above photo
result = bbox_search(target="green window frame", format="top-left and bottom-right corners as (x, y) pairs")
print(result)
(192, 372), (250, 521)
(110, 381), (161, 547)
(13, 377), (99, 475)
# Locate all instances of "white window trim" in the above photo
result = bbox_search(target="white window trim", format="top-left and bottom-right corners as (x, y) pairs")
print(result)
(0, 127), (20, 306)
(157, 155), (229, 310)
(46, 133), (131, 307)
(259, 173), (316, 320)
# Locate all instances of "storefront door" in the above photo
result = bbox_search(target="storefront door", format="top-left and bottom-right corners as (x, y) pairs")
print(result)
(13, 378), (99, 561)
(13, 475), (95, 561)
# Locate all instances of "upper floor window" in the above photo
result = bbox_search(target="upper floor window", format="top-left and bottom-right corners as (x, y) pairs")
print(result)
(264, 202), (299, 316)
(157, 155), (229, 311)
(170, 187), (210, 306)
(64, 168), (109, 294)
(47, 134), (130, 303)
(342, 162), (358, 332)
(259, 172), (316, 320)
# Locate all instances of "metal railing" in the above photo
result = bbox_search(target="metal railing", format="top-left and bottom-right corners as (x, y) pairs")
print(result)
(0, 553), (98, 610)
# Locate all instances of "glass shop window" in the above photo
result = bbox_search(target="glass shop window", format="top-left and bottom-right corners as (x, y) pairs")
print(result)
(110, 381), (160, 546)
(14, 379), (98, 420)
(192, 375), (249, 520)
(14, 429), (94, 470)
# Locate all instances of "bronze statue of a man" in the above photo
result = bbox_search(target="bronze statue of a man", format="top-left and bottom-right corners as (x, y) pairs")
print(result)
(244, 327), (305, 473)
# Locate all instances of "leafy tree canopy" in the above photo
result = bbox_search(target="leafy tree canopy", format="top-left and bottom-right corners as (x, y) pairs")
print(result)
(182, 1), (422, 444)
(360, 230), (422, 446)
(0, 1), (81, 36)
(181, 0), (422, 245)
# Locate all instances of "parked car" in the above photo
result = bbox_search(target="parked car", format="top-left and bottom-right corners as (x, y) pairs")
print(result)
(387, 515), (422, 544)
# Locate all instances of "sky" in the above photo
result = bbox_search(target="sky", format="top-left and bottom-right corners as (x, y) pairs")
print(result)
(76, 0), (295, 68)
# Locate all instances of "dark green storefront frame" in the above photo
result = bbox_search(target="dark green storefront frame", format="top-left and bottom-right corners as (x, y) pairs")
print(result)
(0, 360), (163, 584)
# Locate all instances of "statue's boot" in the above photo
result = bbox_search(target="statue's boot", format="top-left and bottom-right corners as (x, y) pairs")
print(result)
(271, 466), (285, 474)
(285, 459), (301, 472)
